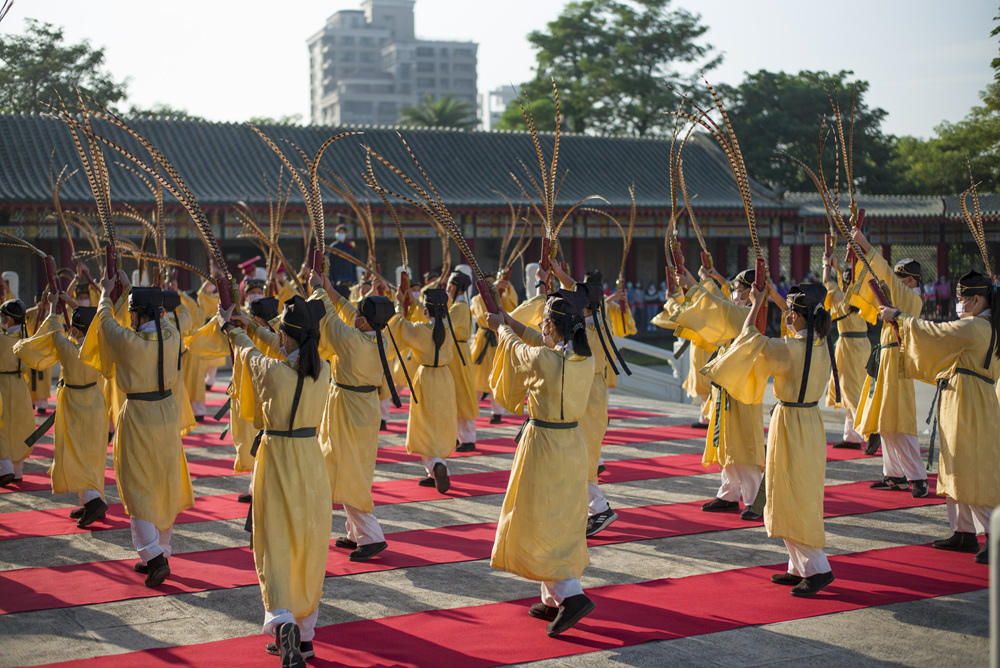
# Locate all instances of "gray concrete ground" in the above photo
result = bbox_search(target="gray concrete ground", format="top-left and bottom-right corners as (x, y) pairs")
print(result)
(0, 375), (986, 668)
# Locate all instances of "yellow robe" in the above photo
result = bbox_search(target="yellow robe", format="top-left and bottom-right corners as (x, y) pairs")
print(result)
(824, 280), (871, 411)
(229, 329), (332, 620)
(82, 297), (193, 531)
(313, 291), (384, 513)
(674, 284), (765, 470)
(178, 291), (207, 411)
(853, 248), (923, 437)
(470, 287), (519, 394)
(389, 308), (457, 459)
(163, 309), (196, 437)
(14, 313), (107, 495)
(447, 299), (477, 421)
(508, 294), (546, 332)
(490, 324), (595, 581)
(606, 296), (637, 338)
(898, 314), (1000, 507)
(196, 285), (227, 370)
(24, 306), (52, 405)
(0, 329), (32, 465)
(703, 327), (832, 548)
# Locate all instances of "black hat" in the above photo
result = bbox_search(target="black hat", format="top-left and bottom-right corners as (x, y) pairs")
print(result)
(249, 297), (280, 322)
(546, 290), (588, 319)
(575, 281), (604, 305)
(735, 269), (756, 288)
(359, 295), (395, 329)
(894, 258), (921, 280)
(161, 290), (181, 313)
(280, 295), (324, 343)
(957, 271), (992, 298)
(0, 299), (26, 322)
(422, 271), (439, 286)
(448, 270), (472, 292)
(244, 278), (266, 293)
(71, 306), (97, 333)
(423, 288), (449, 308)
(128, 287), (163, 314)
(585, 269), (603, 285)
(787, 283), (827, 312)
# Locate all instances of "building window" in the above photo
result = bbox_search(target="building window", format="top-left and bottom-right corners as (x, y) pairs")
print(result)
(416, 77), (434, 88)
(341, 35), (354, 45)
(360, 51), (375, 63)
(439, 63), (449, 72)
(454, 48), (472, 57)
(341, 52), (354, 62)
(439, 78), (449, 88)
(416, 61), (434, 72)
(360, 36), (374, 46)
(455, 63), (472, 72)
(416, 46), (434, 57)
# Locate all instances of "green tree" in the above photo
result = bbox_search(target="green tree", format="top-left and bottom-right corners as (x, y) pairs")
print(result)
(495, 0), (720, 136)
(722, 70), (900, 194)
(248, 113), (303, 125)
(129, 103), (204, 120)
(398, 93), (476, 129)
(0, 19), (128, 113)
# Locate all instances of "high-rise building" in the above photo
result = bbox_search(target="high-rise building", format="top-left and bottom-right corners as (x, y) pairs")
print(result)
(308, 0), (478, 126)
(479, 86), (519, 131)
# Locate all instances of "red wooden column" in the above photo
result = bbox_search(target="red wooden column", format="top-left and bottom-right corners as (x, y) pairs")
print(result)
(936, 242), (949, 280)
(417, 238), (431, 278)
(880, 243), (892, 262)
(790, 244), (806, 282)
(715, 238), (728, 276)
(572, 234), (585, 275)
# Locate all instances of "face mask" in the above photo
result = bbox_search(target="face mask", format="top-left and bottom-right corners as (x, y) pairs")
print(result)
(784, 311), (799, 336)
(335, 232), (347, 243)
(246, 293), (263, 303)
(77, 297), (91, 307)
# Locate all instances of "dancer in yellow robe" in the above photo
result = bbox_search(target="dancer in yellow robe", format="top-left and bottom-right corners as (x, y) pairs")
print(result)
(83, 271), (192, 587)
(0, 299), (34, 486)
(488, 291), (596, 637)
(389, 286), (457, 492)
(703, 283), (836, 597)
(14, 295), (108, 527)
(178, 289), (209, 421)
(470, 276), (519, 424)
(880, 271), (1000, 564)
(823, 252), (872, 449)
(25, 295), (53, 414)
(446, 271), (478, 452)
(162, 291), (196, 438)
(220, 295), (331, 666)
(197, 281), (227, 390)
(850, 230), (927, 497)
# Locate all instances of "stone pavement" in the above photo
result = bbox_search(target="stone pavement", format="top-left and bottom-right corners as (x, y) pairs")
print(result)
(0, 376), (988, 667)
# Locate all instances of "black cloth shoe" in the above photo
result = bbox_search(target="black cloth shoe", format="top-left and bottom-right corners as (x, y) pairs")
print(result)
(194, 415), (205, 423)
(349, 541), (388, 562)
(932, 531), (980, 553)
(380, 419), (387, 431)
(863, 433), (881, 455)
(910, 479), (929, 498)
(831, 440), (862, 449)
(69, 506), (85, 519)
(334, 537), (357, 550)
(546, 594), (595, 637)
(740, 508), (762, 521)
(771, 572), (803, 586)
(701, 498), (740, 512)
(237, 493), (252, 503)
(76, 498), (108, 528)
(134, 561), (148, 574)
(597, 463), (606, 475)
(144, 554), (170, 588)
(36, 407), (47, 415)
(489, 414), (502, 424)
(790, 571), (835, 597)
(690, 421), (709, 429)
(0, 473), (15, 487)
(870, 476), (909, 491)
(417, 476), (436, 487)
(276, 621), (304, 668)
(299, 641), (314, 659)
(455, 442), (476, 452)
(432, 462), (450, 494)
(975, 536), (989, 564)
(585, 508), (618, 537)
(528, 602), (558, 621)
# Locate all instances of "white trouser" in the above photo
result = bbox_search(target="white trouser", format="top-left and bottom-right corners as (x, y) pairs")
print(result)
(131, 519), (173, 563)
(540, 578), (583, 607)
(0, 459), (24, 478)
(205, 366), (218, 387)
(457, 418), (476, 444)
(380, 397), (391, 421)
(697, 394), (710, 424)
(263, 608), (319, 642)
(783, 539), (831, 578)
(947, 498), (993, 535)
(344, 504), (385, 545)
(881, 432), (925, 481)
(33, 398), (50, 409)
(843, 409), (863, 443)
(588, 480), (610, 515)
(421, 456), (447, 476)
(79, 489), (102, 503)
(490, 398), (508, 417)
(191, 401), (206, 417)
(716, 464), (763, 505)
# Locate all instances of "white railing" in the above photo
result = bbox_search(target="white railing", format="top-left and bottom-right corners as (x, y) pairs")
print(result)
(610, 336), (687, 403)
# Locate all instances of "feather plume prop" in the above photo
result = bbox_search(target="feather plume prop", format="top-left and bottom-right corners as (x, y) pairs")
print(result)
(494, 192), (533, 279)
(327, 246), (395, 289)
(0, 1), (13, 24)
(673, 119), (712, 270)
(0, 232), (61, 305)
(363, 152), (411, 291)
(247, 124), (361, 274)
(364, 133), (499, 312)
(234, 200), (306, 295)
(47, 155), (82, 262)
(49, 93), (236, 307)
(76, 247), (212, 283)
(263, 168), (294, 290)
(319, 166), (376, 267)
(961, 164), (993, 279)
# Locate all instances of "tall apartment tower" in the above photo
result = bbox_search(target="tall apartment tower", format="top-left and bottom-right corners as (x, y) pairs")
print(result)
(308, 0), (478, 126)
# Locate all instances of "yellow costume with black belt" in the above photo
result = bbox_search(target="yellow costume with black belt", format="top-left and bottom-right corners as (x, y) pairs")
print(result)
(470, 286), (519, 394)
(578, 323), (614, 481)
(24, 306), (52, 407)
(178, 291), (208, 412)
(0, 328), (34, 467)
(447, 298), (477, 421)
(490, 324), (595, 581)
(824, 279), (871, 411)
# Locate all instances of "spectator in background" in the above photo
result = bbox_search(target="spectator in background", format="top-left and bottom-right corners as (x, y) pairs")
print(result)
(644, 282), (660, 331)
(923, 278), (937, 319)
(626, 282), (642, 324)
(935, 276), (952, 319)
(327, 223), (356, 294)
(777, 276), (790, 299)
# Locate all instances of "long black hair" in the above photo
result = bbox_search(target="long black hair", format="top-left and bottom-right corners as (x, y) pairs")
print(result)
(787, 283), (838, 404)
(545, 292), (591, 420)
(957, 271), (1000, 368)
(280, 296), (324, 382)
(422, 289), (450, 366)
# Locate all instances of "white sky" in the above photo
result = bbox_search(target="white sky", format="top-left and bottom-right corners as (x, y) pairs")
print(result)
(1, 0), (995, 139)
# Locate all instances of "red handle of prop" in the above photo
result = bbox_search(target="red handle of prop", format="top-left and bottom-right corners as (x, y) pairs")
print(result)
(844, 208), (866, 266)
(700, 251), (712, 270)
(754, 257), (767, 333)
(399, 271), (410, 295)
(312, 250), (325, 275)
(503, 267), (513, 280)
(665, 265), (677, 293)
(216, 276), (231, 310)
(104, 245), (122, 303)
(43, 256), (63, 315)
(476, 278), (498, 314)
(671, 246), (685, 273)
(824, 234), (832, 256)
(539, 238), (551, 271)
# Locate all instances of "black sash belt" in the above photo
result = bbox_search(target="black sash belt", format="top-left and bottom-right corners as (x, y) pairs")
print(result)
(263, 427), (317, 438)
(334, 382), (378, 393)
(0, 370), (22, 375)
(421, 364), (442, 368)
(514, 418), (579, 445)
(776, 400), (818, 408)
(126, 389), (172, 401)
(61, 380), (98, 390)
(839, 332), (869, 339)
(926, 367), (996, 470)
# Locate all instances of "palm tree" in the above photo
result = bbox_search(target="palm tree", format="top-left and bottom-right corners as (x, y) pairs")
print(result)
(398, 93), (476, 130)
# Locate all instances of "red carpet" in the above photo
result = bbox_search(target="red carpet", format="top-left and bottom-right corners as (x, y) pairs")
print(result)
(47, 542), (986, 668)
(0, 479), (944, 615)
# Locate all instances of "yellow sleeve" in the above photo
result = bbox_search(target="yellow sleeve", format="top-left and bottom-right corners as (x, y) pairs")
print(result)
(489, 324), (540, 415)
(864, 248), (922, 317)
(605, 297), (638, 337)
(674, 284), (748, 347)
(228, 329), (265, 423)
(499, 285), (519, 312)
(13, 312), (62, 370)
(185, 318), (230, 360)
(80, 296), (139, 378)
(313, 290), (356, 360)
(509, 293), (545, 330)
(897, 314), (985, 384)
(471, 295), (488, 328)
(246, 320), (281, 359)
(700, 327), (783, 405)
